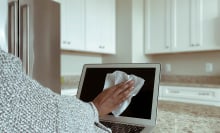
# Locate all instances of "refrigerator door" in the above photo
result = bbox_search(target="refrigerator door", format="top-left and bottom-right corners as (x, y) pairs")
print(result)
(18, 0), (61, 93)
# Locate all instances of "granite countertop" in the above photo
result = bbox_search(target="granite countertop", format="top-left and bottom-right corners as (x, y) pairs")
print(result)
(154, 100), (220, 133)
(61, 75), (80, 89)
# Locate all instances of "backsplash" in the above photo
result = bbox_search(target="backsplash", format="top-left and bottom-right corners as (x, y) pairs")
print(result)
(61, 75), (220, 89)
(61, 75), (80, 89)
(161, 75), (220, 88)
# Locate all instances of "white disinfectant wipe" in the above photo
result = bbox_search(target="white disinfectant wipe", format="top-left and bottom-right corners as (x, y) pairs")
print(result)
(103, 71), (145, 117)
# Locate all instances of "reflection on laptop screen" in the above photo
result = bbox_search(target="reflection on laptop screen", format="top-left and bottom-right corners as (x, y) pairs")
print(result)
(79, 67), (156, 120)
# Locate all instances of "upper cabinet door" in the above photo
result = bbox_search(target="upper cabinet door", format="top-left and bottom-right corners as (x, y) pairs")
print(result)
(145, 0), (172, 54)
(174, 0), (203, 52)
(174, 0), (220, 52)
(85, 0), (116, 54)
(202, 0), (220, 50)
(60, 0), (85, 51)
(99, 0), (116, 54)
(85, 0), (100, 52)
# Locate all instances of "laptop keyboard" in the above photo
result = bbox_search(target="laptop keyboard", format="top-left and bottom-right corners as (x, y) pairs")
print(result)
(100, 121), (144, 133)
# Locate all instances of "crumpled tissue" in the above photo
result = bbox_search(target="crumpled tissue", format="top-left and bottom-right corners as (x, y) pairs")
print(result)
(103, 70), (145, 117)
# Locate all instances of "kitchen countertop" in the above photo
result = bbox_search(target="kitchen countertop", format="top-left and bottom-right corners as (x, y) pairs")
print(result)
(154, 100), (220, 133)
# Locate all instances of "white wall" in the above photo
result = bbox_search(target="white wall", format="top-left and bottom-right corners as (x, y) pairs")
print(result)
(61, 51), (102, 75)
(0, 0), (8, 52)
(102, 0), (133, 63)
(149, 51), (220, 76)
(102, 0), (150, 63)
(131, 0), (150, 63)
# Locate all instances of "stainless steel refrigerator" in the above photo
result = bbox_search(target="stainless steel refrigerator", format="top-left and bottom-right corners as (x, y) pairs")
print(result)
(6, 0), (61, 93)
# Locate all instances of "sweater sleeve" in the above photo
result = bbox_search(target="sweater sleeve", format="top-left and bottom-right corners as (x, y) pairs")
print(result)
(58, 95), (111, 133)
(0, 50), (111, 133)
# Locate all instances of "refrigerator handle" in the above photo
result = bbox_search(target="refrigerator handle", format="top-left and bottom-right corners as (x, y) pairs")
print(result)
(8, 1), (18, 56)
(20, 4), (30, 75)
(14, 1), (18, 57)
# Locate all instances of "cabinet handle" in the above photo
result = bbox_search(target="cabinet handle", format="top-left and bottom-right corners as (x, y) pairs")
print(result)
(99, 45), (105, 49)
(63, 41), (71, 45)
(190, 44), (200, 47)
(168, 90), (180, 94)
(165, 44), (170, 48)
(198, 92), (211, 96)
(195, 43), (200, 46)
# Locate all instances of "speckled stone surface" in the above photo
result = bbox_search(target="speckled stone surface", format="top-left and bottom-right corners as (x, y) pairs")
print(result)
(154, 101), (220, 133)
(61, 75), (80, 89)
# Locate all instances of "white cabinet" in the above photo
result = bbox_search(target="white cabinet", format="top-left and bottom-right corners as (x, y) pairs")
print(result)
(176, 0), (220, 51)
(145, 0), (172, 54)
(85, 0), (116, 54)
(159, 85), (220, 107)
(174, 0), (203, 52)
(202, 0), (220, 50)
(145, 0), (220, 54)
(59, 0), (115, 54)
(60, 0), (85, 51)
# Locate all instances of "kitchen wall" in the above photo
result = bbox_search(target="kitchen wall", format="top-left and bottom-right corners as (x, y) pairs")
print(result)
(102, 0), (150, 63)
(149, 51), (220, 76)
(102, 0), (132, 63)
(61, 51), (102, 76)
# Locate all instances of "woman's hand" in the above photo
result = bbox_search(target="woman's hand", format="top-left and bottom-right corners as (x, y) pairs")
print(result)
(92, 80), (134, 116)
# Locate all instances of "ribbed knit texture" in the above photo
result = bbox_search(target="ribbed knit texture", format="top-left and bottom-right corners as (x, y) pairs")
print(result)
(0, 50), (111, 133)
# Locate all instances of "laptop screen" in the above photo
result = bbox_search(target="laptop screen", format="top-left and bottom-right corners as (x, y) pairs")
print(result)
(77, 64), (160, 126)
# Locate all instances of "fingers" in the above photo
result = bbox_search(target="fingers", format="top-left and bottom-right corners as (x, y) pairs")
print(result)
(116, 87), (133, 105)
(114, 80), (134, 96)
(110, 80), (134, 105)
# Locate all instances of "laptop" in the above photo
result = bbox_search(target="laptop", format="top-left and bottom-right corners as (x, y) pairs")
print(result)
(76, 63), (161, 133)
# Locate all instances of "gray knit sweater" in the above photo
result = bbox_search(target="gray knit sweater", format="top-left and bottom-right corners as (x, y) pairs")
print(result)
(0, 50), (111, 133)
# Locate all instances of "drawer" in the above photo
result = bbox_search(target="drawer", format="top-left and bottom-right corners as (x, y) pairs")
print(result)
(159, 85), (220, 106)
